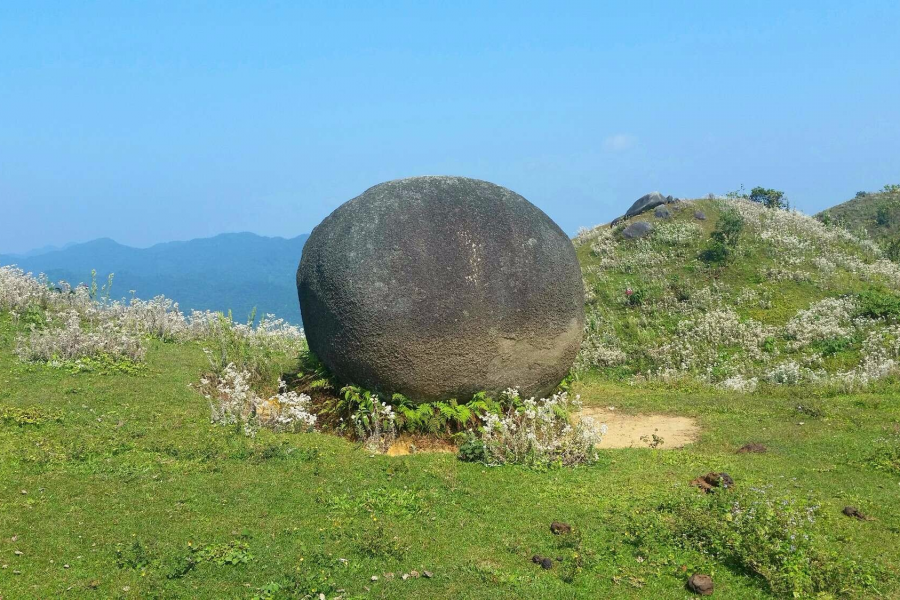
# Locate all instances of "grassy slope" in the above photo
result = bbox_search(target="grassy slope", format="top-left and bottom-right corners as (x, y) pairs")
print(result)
(1, 311), (899, 599)
(576, 197), (900, 383)
(818, 190), (900, 245)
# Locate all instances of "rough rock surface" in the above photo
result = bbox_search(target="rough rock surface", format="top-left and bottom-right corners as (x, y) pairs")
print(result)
(550, 521), (572, 535)
(297, 176), (584, 403)
(622, 221), (654, 239)
(687, 573), (714, 595)
(694, 210), (707, 221)
(625, 191), (669, 218)
(654, 205), (672, 219)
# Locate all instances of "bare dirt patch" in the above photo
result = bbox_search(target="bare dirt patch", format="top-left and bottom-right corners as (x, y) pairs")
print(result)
(576, 407), (700, 449)
(386, 435), (457, 457)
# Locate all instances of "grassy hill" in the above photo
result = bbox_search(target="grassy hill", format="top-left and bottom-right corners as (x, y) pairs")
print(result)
(0, 232), (309, 324)
(1, 202), (900, 598)
(575, 197), (900, 392)
(817, 187), (900, 247)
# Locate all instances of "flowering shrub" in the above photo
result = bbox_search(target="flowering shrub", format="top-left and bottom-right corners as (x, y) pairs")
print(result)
(783, 297), (857, 350)
(654, 221), (702, 246)
(1, 266), (305, 378)
(16, 310), (145, 367)
(649, 308), (773, 375)
(475, 389), (605, 467)
(201, 364), (316, 437)
(719, 375), (758, 393)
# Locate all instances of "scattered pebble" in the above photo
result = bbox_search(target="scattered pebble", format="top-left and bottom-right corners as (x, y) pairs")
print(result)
(531, 554), (554, 569)
(423, 570), (433, 578)
(370, 575), (378, 582)
(410, 570), (420, 578)
(402, 573), (409, 580)
(687, 573), (714, 595)
(550, 521), (572, 535)
(14, 550), (23, 556)
(64, 564), (70, 569)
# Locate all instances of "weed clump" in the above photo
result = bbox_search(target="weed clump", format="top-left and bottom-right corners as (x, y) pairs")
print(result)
(629, 486), (882, 597)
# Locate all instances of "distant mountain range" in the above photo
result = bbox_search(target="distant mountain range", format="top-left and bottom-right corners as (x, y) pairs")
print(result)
(0, 233), (309, 323)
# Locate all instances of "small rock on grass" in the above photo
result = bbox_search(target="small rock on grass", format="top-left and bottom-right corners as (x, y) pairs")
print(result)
(530, 555), (554, 569)
(737, 443), (767, 454)
(550, 521), (572, 535)
(687, 573), (714, 595)
(691, 472), (734, 493)
(842, 506), (871, 521)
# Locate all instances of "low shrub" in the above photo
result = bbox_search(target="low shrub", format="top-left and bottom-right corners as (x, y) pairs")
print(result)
(201, 364), (317, 437)
(856, 289), (900, 321)
(16, 310), (145, 365)
(700, 207), (744, 266)
(473, 389), (605, 467)
(629, 486), (881, 597)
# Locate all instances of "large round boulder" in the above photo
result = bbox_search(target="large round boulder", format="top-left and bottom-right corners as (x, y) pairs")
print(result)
(297, 176), (584, 403)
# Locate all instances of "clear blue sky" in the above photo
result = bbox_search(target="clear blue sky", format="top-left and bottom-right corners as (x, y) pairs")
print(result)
(2, 1), (898, 254)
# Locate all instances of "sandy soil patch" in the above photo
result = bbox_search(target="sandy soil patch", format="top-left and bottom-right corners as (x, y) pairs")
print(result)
(577, 407), (700, 449)
(386, 435), (457, 456)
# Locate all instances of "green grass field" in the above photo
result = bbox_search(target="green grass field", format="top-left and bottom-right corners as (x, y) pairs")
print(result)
(2, 313), (899, 599)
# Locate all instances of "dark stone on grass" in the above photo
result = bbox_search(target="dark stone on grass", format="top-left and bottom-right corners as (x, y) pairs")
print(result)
(687, 573), (714, 595)
(540, 557), (553, 570)
(297, 176), (585, 403)
(842, 506), (871, 521)
(654, 205), (672, 219)
(625, 191), (669, 218)
(622, 221), (654, 239)
(550, 521), (572, 535)
(694, 210), (707, 221)
(737, 442), (767, 454)
(532, 554), (542, 564)
(691, 472), (734, 493)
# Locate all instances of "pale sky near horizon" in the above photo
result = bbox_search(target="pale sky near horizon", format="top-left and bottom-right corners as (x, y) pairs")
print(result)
(2, 1), (899, 254)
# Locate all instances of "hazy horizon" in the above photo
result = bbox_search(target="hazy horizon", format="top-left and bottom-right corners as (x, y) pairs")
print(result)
(3, 2), (899, 254)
